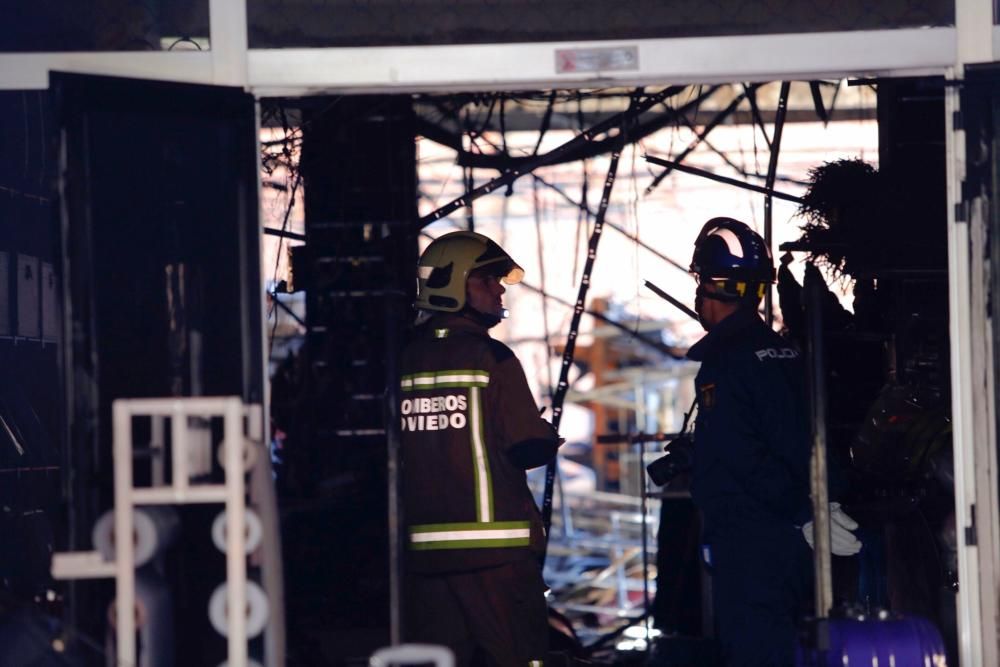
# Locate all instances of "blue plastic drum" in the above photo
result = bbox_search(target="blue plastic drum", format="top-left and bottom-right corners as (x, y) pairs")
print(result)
(798, 615), (948, 666)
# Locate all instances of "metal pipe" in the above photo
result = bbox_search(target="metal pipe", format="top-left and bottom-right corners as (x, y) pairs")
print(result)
(385, 277), (404, 645)
(644, 154), (804, 205)
(806, 277), (833, 618)
(764, 82), (791, 326)
(224, 397), (248, 665)
(643, 279), (699, 322)
(263, 226), (305, 242)
(113, 400), (136, 667)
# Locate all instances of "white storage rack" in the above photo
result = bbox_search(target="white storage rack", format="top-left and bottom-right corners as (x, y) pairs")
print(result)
(52, 396), (264, 667)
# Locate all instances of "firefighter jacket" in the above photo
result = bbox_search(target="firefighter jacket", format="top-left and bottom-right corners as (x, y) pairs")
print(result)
(686, 307), (812, 541)
(399, 313), (560, 573)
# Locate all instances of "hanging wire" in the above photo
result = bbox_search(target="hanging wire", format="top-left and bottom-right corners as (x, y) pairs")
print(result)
(743, 82), (772, 149)
(531, 90), (558, 157)
(573, 91), (588, 283)
(266, 109), (303, 359)
(629, 138), (643, 327)
(532, 178), (555, 400)
(462, 104), (478, 230)
(644, 86), (751, 196)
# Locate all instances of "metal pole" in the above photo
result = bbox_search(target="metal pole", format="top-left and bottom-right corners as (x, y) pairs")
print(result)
(113, 400), (136, 667)
(806, 278), (833, 618)
(637, 436), (651, 654)
(224, 398), (248, 666)
(385, 259), (406, 645)
(764, 82), (791, 326)
(643, 280), (699, 322)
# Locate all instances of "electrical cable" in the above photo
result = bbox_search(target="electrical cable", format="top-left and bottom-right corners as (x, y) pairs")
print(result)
(532, 178), (555, 399)
(743, 83), (772, 149)
(266, 136), (302, 360)
(644, 86), (753, 196)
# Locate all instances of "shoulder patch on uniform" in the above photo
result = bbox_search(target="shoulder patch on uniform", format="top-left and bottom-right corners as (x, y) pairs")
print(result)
(699, 383), (716, 410)
(487, 338), (516, 362)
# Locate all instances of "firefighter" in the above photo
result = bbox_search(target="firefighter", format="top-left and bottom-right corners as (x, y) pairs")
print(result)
(400, 230), (562, 666)
(685, 218), (860, 666)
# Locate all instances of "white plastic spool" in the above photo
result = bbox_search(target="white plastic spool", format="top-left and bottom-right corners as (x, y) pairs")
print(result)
(215, 436), (259, 472)
(208, 580), (269, 638)
(93, 506), (179, 566)
(211, 508), (263, 554)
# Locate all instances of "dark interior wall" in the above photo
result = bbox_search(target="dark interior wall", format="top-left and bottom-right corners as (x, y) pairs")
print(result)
(276, 95), (417, 662)
(0, 90), (62, 601)
(1, 0), (955, 51)
(869, 77), (955, 661)
(54, 73), (263, 665)
(245, 0), (955, 48)
(876, 77), (950, 389)
(1, 1), (210, 52)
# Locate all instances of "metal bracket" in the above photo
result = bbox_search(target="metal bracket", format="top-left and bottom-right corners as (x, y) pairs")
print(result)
(965, 504), (978, 546)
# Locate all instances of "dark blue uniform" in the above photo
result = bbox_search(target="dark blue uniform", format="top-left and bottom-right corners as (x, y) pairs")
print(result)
(687, 308), (813, 666)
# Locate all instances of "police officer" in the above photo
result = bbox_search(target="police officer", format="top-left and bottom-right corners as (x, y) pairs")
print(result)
(685, 218), (859, 666)
(400, 231), (561, 666)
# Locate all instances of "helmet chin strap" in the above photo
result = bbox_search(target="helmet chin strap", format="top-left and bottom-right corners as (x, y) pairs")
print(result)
(697, 280), (765, 307)
(696, 283), (741, 304)
(461, 305), (503, 329)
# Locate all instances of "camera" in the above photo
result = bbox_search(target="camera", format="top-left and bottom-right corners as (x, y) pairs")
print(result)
(646, 434), (694, 487)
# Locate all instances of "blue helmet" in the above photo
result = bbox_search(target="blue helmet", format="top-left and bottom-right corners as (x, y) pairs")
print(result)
(690, 217), (774, 300)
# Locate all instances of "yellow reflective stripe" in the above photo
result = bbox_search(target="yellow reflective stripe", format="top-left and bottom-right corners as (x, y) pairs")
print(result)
(409, 521), (531, 550)
(410, 527), (530, 543)
(400, 370), (489, 391)
(469, 386), (493, 522)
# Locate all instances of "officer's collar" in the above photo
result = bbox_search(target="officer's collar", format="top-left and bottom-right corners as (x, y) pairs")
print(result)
(425, 311), (492, 337)
(687, 307), (761, 361)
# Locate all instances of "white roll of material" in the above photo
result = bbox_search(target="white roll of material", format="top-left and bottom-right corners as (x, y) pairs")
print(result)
(211, 508), (263, 554)
(218, 661), (264, 667)
(215, 437), (259, 472)
(92, 506), (180, 566)
(208, 580), (269, 638)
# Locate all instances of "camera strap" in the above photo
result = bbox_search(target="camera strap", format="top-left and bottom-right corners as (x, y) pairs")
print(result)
(678, 395), (698, 439)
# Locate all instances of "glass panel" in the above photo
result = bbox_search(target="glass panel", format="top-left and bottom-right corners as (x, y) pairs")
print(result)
(248, 0), (954, 49)
(3, 0), (210, 52)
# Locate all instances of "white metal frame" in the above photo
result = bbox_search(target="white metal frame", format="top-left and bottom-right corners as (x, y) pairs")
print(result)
(113, 397), (253, 667)
(0, 28), (962, 94)
(947, 2), (997, 665)
(51, 396), (261, 667)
